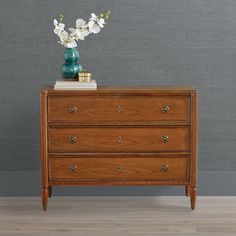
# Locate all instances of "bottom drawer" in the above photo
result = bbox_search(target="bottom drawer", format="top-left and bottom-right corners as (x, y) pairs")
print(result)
(49, 156), (188, 182)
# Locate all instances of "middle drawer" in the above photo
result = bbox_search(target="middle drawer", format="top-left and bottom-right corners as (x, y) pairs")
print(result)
(49, 127), (190, 153)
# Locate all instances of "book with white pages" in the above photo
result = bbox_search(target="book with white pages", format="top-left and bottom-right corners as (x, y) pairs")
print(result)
(54, 80), (97, 90)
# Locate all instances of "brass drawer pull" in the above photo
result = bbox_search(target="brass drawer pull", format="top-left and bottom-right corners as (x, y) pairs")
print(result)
(69, 164), (78, 173)
(117, 136), (122, 143)
(161, 164), (169, 172)
(162, 105), (170, 113)
(117, 165), (122, 172)
(161, 135), (169, 143)
(68, 136), (77, 144)
(68, 106), (78, 113)
(116, 106), (122, 113)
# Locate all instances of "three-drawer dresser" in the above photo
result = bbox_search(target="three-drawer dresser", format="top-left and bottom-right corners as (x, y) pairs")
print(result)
(39, 86), (198, 210)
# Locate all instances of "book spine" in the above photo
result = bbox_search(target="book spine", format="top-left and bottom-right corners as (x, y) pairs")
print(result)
(55, 85), (97, 88)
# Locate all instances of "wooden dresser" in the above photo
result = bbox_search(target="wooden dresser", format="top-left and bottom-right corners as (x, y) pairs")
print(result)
(39, 87), (198, 210)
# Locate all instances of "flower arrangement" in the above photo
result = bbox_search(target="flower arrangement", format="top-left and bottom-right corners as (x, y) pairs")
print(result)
(53, 11), (111, 48)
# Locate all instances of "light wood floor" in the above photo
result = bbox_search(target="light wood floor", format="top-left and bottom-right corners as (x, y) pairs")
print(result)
(0, 196), (236, 236)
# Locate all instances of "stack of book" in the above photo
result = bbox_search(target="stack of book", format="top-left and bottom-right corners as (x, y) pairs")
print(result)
(54, 80), (97, 90)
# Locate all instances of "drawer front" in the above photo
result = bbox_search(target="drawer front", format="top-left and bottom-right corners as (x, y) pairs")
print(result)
(49, 156), (188, 181)
(48, 96), (189, 123)
(49, 127), (190, 153)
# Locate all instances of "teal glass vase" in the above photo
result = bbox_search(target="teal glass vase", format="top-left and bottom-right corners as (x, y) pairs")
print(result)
(61, 48), (83, 80)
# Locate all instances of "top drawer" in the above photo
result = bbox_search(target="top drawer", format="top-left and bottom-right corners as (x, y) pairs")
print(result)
(48, 96), (190, 123)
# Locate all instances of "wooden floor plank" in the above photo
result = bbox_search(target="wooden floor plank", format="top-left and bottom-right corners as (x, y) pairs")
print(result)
(0, 197), (236, 236)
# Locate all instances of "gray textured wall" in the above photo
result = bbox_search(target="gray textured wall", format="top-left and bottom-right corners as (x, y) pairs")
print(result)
(0, 0), (236, 194)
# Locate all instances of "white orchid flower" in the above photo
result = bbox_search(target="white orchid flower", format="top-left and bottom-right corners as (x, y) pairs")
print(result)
(69, 20), (90, 41)
(66, 39), (77, 48)
(88, 13), (105, 34)
(76, 19), (90, 39)
(53, 11), (110, 48)
(76, 18), (87, 28)
(59, 30), (68, 41)
(58, 30), (77, 48)
(69, 27), (77, 37)
(53, 19), (65, 35)
(69, 27), (85, 41)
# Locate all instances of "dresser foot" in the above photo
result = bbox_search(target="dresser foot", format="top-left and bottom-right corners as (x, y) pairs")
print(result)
(48, 186), (52, 198)
(190, 187), (196, 210)
(185, 185), (190, 197)
(41, 188), (48, 211)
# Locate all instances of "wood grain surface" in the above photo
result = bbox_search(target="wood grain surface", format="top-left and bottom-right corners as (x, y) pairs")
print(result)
(0, 197), (235, 236)
(40, 87), (198, 210)
(49, 127), (190, 153)
(49, 156), (188, 182)
(48, 96), (190, 123)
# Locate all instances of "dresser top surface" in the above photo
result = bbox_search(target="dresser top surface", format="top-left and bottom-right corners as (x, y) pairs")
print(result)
(40, 86), (197, 95)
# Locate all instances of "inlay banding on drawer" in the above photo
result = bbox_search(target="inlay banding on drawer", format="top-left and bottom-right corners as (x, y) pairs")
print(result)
(49, 127), (190, 153)
(48, 96), (190, 123)
(49, 156), (188, 181)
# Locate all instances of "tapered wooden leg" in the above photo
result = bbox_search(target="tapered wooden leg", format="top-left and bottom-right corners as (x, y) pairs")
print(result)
(48, 186), (52, 198)
(190, 187), (196, 210)
(41, 188), (48, 211)
(185, 185), (190, 197)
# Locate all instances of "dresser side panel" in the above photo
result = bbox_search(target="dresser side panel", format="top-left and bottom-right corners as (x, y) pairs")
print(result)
(40, 91), (49, 190)
(189, 91), (198, 187)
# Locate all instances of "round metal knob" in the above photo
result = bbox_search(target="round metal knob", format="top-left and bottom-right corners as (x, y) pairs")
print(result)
(68, 106), (78, 113)
(116, 106), (122, 113)
(69, 164), (78, 173)
(160, 135), (169, 143)
(68, 136), (77, 144)
(162, 105), (170, 113)
(161, 164), (169, 172)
